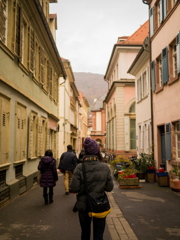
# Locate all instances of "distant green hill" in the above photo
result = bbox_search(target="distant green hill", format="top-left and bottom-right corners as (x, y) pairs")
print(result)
(74, 72), (108, 107)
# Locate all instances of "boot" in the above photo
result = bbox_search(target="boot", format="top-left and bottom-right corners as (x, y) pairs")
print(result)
(49, 194), (53, 204)
(44, 196), (48, 205)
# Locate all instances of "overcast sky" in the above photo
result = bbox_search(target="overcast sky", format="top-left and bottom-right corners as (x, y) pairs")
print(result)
(50, 0), (149, 75)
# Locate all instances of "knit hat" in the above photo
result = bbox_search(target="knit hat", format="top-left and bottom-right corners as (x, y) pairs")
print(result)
(83, 137), (100, 155)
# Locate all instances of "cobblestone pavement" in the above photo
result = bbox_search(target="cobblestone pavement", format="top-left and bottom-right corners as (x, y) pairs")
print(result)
(107, 192), (138, 240)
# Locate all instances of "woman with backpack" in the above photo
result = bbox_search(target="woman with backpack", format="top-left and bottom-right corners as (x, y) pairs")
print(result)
(70, 138), (113, 240)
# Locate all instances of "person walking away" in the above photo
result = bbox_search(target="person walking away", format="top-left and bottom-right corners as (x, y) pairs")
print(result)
(38, 149), (58, 205)
(77, 148), (85, 164)
(70, 137), (113, 240)
(58, 145), (77, 195)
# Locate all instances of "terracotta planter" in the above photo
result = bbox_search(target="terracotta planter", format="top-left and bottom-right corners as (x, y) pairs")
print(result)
(119, 178), (139, 186)
(170, 179), (180, 192)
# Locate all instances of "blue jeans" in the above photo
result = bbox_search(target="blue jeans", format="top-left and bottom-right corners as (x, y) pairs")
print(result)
(78, 211), (106, 240)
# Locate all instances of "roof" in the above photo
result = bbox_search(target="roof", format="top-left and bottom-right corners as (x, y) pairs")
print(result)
(117, 20), (149, 46)
(104, 20), (149, 79)
(91, 93), (107, 111)
(49, 14), (57, 19)
(61, 57), (69, 62)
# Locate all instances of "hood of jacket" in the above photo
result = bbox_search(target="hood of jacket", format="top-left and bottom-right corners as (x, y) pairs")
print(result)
(41, 156), (54, 165)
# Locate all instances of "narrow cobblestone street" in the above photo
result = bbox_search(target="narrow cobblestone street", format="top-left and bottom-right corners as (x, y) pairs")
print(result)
(1, 170), (180, 240)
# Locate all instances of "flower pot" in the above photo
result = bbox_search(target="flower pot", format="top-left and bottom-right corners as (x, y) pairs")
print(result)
(119, 177), (139, 186)
(146, 170), (155, 182)
(170, 179), (180, 192)
(157, 172), (169, 187)
(136, 172), (146, 179)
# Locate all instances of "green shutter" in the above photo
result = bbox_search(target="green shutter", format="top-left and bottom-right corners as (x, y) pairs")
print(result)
(151, 61), (156, 92)
(166, 123), (171, 160)
(150, 7), (154, 37)
(162, 47), (169, 84)
(176, 32), (180, 74)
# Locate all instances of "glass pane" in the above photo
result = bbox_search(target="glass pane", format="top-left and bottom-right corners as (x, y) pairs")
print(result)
(178, 133), (180, 142)
(178, 142), (180, 150)
(130, 130), (136, 139)
(129, 103), (135, 113)
(178, 151), (180, 159)
(130, 140), (136, 150)
(130, 119), (136, 128)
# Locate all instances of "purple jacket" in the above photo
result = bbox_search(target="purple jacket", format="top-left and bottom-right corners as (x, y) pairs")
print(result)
(38, 156), (58, 187)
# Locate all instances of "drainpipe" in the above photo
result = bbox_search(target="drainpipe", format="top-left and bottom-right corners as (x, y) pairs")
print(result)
(142, 0), (154, 158)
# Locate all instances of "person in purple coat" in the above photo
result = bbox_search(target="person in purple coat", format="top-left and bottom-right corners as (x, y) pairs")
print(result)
(38, 150), (58, 205)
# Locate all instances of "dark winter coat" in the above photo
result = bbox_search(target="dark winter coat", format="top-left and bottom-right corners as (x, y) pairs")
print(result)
(38, 156), (58, 187)
(58, 150), (77, 172)
(70, 158), (113, 212)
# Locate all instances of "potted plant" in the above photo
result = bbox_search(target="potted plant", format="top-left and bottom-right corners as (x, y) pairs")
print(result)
(111, 155), (139, 187)
(135, 153), (156, 182)
(169, 166), (180, 191)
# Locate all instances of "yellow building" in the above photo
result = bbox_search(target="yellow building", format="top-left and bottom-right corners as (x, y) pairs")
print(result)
(0, 0), (66, 206)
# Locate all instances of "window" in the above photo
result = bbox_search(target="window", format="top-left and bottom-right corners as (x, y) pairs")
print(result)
(0, 94), (10, 165)
(112, 119), (114, 150)
(171, 0), (177, 8)
(30, 28), (35, 72)
(137, 76), (142, 101)
(150, 7), (154, 37)
(130, 119), (136, 150)
(40, 47), (45, 84)
(175, 122), (180, 160)
(42, 118), (47, 156)
(129, 103), (135, 113)
(15, 102), (27, 162)
(142, 70), (148, 97)
(151, 60), (156, 91)
(176, 32), (180, 74)
(0, 0), (8, 45)
(157, 56), (163, 87)
(28, 111), (38, 158)
(15, 2), (21, 57)
(162, 46), (169, 84)
(172, 41), (177, 77)
(157, 1), (161, 28)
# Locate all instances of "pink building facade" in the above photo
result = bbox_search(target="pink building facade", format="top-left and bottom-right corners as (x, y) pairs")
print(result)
(104, 21), (149, 158)
(145, 0), (180, 171)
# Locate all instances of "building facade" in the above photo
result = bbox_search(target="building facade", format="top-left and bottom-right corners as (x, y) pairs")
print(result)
(144, 0), (180, 171)
(104, 21), (149, 158)
(0, 0), (66, 206)
(90, 93), (106, 149)
(79, 92), (89, 148)
(128, 36), (152, 157)
(59, 58), (81, 156)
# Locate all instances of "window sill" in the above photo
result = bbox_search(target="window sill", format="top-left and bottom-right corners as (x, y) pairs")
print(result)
(168, 76), (179, 86)
(32, 76), (40, 86)
(155, 86), (163, 94)
(0, 41), (14, 59)
(19, 62), (30, 76)
(14, 159), (27, 166)
(0, 163), (11, 171)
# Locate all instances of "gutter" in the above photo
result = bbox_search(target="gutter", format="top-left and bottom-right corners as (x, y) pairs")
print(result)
(142, 0), (154, 158)
(33, 0), (67, 80)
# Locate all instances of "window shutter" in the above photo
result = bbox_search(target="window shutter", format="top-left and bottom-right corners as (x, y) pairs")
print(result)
(162, 47), (169, 84)
(164, 0), (167, 19)
(176, 31), (180, 74)
(149, 7), (154, 37)
(166, 123), (171, 160)
(46, 120), (49, 150)
(15, 2), (21, 57)
(141, 74), (144, 98)
(29, 28), (35, 72)
(21, 108), (26, 160)
(1, 98), (9, 164)
(54, 132), (57, 160)
(141, 125), (144, 153)
(28, 112), (33, 159)
(135, 79), (138, 102)
(147, 124), (149, 154)
(160, 0), (164, 23)
(151, 61), (156, 91)
(37, 117), (41, 156)
(146, 66), (149, 94)
(124, 117), (129, 152)
(40, 47), (44, 84)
